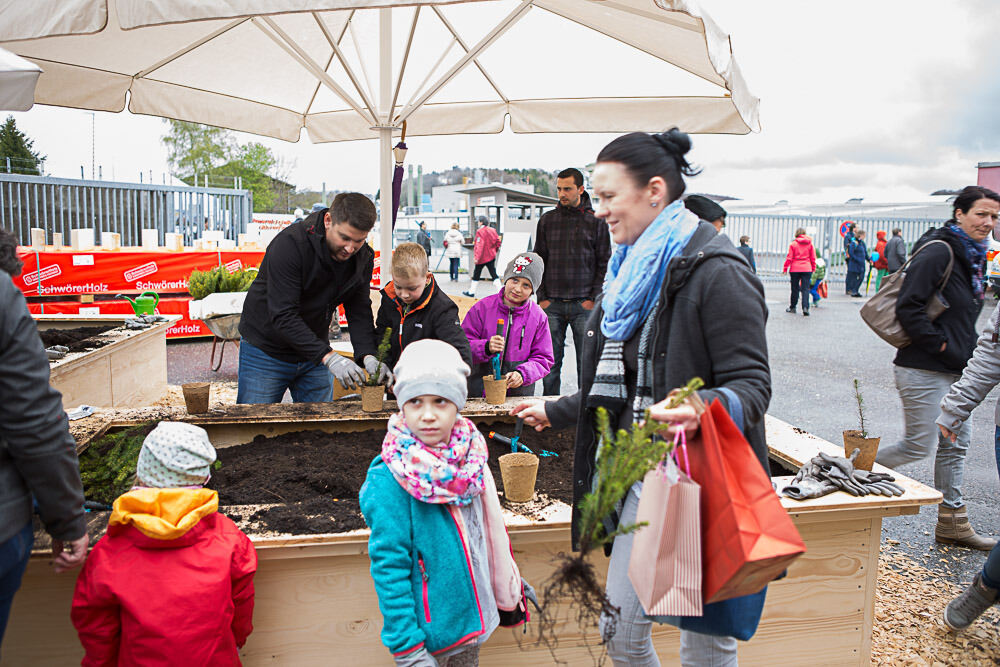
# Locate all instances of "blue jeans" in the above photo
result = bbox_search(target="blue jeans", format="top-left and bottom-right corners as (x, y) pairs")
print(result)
(789, 272), (810, 310)
(878, 365), (970, 508)
(237, 339), (333, 403)
(995, 426), (1000, 488)
(542, 299), (589, 396)
(809, 282), (821, 305)
(845, 270), (863, 294)
(449, 257), (460, 281)
(0, 522), (33, 649)
(602, 484), (739, 666)
(982, 541), (1000, 589)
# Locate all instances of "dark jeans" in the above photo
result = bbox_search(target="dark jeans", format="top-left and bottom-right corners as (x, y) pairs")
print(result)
(845, 270), (863, 295)
(789, 272), (810, 310)
(237, 339), (333, 403)
(471, 260), (498, 281)
(449, 257), (460, 281)
(0, 522), (33, 648)
(542, 299), (589, 396)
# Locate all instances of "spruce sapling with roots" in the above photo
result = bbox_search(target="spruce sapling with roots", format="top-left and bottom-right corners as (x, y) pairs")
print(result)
(364, 327), (393, 387)
(853, 378), (867, 439)
(535, 377), (704, 662)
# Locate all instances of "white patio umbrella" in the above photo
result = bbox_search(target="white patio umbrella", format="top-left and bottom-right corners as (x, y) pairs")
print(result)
(0, 0), (760, 282)
(0, 46), (41, 111)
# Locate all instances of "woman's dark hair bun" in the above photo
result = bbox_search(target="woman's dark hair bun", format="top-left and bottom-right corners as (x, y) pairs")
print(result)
(654, 128), (692, 158)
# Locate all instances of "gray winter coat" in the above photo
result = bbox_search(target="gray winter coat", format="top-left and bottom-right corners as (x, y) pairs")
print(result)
(885, 235), (906, 272)
(0, 273), (86, 544)
(937, 301), (1000, 432)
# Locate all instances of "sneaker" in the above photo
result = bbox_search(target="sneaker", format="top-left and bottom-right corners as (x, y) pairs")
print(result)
(462, 290), (475, 298)
(943, 573), (999, 632)
(803, 310), (810, 317)
(785, 307), (796, 313)
(850, 293), (863, 298)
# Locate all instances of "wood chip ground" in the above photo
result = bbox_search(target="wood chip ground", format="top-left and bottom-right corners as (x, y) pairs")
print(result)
(874, 549), (999, 665)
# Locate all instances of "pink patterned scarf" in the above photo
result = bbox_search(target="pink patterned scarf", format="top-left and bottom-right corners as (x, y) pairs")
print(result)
(381, 412), (488, 506)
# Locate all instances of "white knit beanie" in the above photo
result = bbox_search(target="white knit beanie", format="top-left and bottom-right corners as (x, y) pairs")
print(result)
(393, 340), (470, 408)
(136, 422), (217, 487)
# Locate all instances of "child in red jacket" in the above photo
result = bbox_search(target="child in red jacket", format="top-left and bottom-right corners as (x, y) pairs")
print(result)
(71, 422), (257, 666)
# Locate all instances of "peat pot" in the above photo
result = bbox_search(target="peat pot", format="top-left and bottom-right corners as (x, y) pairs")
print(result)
(842, 430), (881, 471)
(3, 404), (940, 667)
(482, 375), (507, 404)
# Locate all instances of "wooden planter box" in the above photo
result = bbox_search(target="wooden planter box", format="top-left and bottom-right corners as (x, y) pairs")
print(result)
(3, 404), (940, 666)
(36, 314), (176, 410)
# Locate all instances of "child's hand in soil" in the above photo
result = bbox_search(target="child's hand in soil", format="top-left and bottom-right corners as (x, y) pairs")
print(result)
(488, 335), (505, 354)
(511, 400), (550, 431)
(504, 371), (523, 389)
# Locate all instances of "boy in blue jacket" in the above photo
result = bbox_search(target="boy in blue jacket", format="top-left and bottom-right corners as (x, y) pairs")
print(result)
(360, 340), (528, 666)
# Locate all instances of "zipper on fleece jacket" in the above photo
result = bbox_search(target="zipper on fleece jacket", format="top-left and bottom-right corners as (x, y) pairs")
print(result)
(418, 554), (431, 623)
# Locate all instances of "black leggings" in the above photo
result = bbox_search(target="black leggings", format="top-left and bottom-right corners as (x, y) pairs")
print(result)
(472, 260), (498, 280)
(790, 272), (811, 310)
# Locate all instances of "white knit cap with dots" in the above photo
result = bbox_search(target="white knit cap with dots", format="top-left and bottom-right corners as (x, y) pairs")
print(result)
(136, 422), (217, 487)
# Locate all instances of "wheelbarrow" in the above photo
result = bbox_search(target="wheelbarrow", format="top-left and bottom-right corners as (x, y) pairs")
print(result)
(202, 313), (241, 372)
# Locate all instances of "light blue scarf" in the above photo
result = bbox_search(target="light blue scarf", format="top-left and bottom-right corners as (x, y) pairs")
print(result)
(600, 199), (700, 341)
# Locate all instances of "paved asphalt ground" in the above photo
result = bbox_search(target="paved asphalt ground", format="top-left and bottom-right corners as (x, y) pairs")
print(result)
(167, 273), (1000, 586)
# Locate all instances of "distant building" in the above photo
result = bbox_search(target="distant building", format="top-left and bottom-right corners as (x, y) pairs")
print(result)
(978, 162), (1000, 193)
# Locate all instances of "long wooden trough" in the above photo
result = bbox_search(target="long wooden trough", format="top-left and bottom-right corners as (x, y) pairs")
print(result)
(36, 314), (176, 410)
(3, 402), (940, 666)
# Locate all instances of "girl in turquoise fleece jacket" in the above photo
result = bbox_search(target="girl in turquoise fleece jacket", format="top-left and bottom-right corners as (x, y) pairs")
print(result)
(359, 340), (527, 666)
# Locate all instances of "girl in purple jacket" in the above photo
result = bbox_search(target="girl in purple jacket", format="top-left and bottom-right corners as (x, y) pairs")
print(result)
(462, 252), (554, 397)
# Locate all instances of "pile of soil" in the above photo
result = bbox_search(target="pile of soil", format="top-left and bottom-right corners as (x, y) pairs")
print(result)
(208, 422), (576, 535)
(38, 325), (117, 353)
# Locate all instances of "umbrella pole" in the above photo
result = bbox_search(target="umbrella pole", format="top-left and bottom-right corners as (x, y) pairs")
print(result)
(377, 8), (394, 290)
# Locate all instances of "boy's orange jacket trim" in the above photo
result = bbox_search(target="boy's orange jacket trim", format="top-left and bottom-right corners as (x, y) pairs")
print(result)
(110, 487), (219, 540)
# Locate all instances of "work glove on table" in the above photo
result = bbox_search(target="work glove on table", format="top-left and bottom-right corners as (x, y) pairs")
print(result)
(363, 355), (394, 388)
(46, 345), (69, 360)
(323, 353), (366, 390)
(816, 450), (869, 496)
(851, 469), (905, 496)
(782, 475), (838, 500)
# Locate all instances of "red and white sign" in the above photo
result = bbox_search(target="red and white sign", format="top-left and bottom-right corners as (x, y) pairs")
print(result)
(123, 261), (158, 282)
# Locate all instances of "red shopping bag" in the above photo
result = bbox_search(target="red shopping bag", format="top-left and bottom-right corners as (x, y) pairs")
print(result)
(628, 431), (702, 617)
(686, 399), (806, 604)
(818, 281), (828, 298)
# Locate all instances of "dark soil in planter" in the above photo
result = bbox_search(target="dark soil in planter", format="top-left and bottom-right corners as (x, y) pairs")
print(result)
(208, 422), (577, 535)
(38, 325), (117, 352)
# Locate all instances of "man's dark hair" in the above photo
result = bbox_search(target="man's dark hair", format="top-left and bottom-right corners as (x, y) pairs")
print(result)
(330, 192), (376, 232)
(0, 228), (23, 277)
(891, 228), (902, 236)
(557, 168), (584, 187)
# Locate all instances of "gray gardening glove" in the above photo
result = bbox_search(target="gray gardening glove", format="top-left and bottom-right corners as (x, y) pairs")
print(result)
(817, 450), (868, 496)
(124, 320), (151, 330)
(782, 475), (838, 500)
(792, 459), (823, 484)
(46, 345), (69, 360)
(363, 354), (395, 388)
(393, 647), (439, 667)
(852, 469), (905, 497)
(323, 353), (366, 390)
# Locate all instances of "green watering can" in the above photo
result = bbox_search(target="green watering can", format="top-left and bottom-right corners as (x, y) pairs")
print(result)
(116, 291), (159, 316)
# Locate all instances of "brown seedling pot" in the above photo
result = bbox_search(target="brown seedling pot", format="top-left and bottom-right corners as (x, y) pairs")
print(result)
(182, 382), (211, 414)
(842, 430), (880, 471)
(360, 385), (384, 413)
(483, 375), (508, 405)
(499, 452), (539, 502)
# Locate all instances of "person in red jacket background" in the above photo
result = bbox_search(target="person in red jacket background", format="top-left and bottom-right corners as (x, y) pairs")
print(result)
(783, 227), (817, 316)
(873, 230), (890, 290)
(71, 422), (256, 666)
(463, 216), (502, 296)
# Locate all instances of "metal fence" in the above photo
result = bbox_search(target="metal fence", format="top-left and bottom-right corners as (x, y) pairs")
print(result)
(725, 214), (939, 283)
(0, 173), (254, 246)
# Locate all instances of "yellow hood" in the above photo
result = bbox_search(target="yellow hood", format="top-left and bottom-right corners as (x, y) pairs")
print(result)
(110, 488), (219, 540)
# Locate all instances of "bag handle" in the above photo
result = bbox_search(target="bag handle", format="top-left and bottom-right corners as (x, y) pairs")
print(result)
(898, 239), (955, 290)
(669, 427), (691, 476)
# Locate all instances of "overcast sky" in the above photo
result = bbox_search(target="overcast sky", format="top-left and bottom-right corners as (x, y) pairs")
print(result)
(7, 0), (998, 205)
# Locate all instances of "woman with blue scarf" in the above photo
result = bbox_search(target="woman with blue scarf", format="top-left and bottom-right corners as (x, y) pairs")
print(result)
(877, 185), (1000, 551)
(512, 129), (771, 666)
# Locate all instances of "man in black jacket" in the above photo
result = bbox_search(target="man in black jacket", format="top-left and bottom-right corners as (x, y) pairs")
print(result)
(533, 168), (611, 395)
(0, 268), (89, 646)
(237, 192), (388, 403)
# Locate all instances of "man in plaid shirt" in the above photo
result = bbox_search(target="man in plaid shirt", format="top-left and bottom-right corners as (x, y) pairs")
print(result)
(533, 168), (611, 395)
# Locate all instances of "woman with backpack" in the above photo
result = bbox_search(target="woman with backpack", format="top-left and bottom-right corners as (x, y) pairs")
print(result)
(876, 185), (1000, 551)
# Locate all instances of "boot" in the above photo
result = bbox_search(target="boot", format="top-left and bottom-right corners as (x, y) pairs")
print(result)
(936, 505), (998, 550)
(943, 573), (999, 631)
(785, 306), (796, 313)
